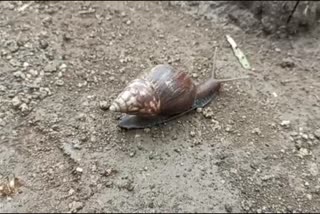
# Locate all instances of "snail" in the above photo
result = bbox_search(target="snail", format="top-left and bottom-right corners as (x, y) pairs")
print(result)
(109, 64), (248, 129)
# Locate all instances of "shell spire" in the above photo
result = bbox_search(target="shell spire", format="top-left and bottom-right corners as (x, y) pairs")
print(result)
(109, 78), (161, 116)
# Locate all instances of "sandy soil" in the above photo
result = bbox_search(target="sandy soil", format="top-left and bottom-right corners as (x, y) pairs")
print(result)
(0, 1), (320, 213)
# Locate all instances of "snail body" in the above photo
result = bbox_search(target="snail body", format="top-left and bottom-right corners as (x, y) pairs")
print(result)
(110, 64), (246, 129)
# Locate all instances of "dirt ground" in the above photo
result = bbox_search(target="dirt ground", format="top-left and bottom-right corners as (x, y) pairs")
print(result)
(0, 1), (320, 213)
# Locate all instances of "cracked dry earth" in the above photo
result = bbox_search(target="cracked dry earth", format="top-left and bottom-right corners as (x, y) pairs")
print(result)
(0, 1), (320, 213)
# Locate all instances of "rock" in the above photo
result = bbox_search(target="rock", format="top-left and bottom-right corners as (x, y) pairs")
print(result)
(69, 201), (84, 212)
(297, 148), (310, 158)
(44, 61), (59, 73)
(280, 58), (295, 68)
(105, 181), (113, 187)
(12, 97), (21, 108)
(99, 101), (109, 111)
(0, 85), (6, 92)
(29, 69), (38, 76)
(19, 103), (29, 112)
(9, 59), (21, 67)
(280, 120), (291, 128)
(59, 63), (67, 70)
(39, 40), (49, 49)
(129, 151), (136, 157)
(308, 162), (319, 176)
(55, 80), (64, 86)
(13, 71), (25, 79)
(202, 107), (214, 118)
(225, 125), (232, 132)
(290, 131), (298, 137)
(23, 62), (29, 68)
(190, 131), (196, 137)
(314, 129), (320, 139)
(7, 41), (19, 53)
(75, 167), (83, 173)
(252, 128), (261, 135)
(192, 73), (198, 78)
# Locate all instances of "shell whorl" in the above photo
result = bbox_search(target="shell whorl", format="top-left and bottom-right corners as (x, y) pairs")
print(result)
(109, 78), (161, 116)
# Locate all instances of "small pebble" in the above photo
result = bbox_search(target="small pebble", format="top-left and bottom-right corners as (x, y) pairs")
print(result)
(99, 101), (109, 111)
(280, 120), (291, 128)
(19, 103), (29, 112)
(129, 151), (136, 157)
(55, 79), (64, 86)
(306, 194), (312, 200)
(76, 167), (83, 173)
(12, 97), (21, 108)
(190, 131), (196, 137)
(252, 128), (261, 135)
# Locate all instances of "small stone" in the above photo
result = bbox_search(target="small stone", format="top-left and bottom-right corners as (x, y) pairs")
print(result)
(19, 103), (29, 112)
(44, 61), (59, 73)
(73, 143), (82, 150)
(105, 181), (113, 187)
(202, 107), (214, 118)
(309, 134), (315, 140)
(76, 167), (83, 173)
(13, 71), (25, 79)
(225, 125), (232, 132)
(12, 97), (21, 108)
(252, 128), (261, 135)
(314, 129), (320, 139)
(9, 59), (21, 67)
(297, 148), (309, 158)
(190, 131), (196, 137)
(129, 151), (136, 157)
(196, 108), (203, 113)
(275, 48), (281, 52)
(126, 20), (132, 25)
(280, 58), (295, 68)
(306, 194), (312, 200)
(69, 201), (83, 212)
(0, 85), (6, 92)
(23, 62), (29, 68)
(301, 134), (309, 140)
(68, 188), (75, 196)
(280, 120), (291, 128)
(290, 131), (298, 136)
(55, 79), (64, 86)
(39, 40), (49, 49)
(99, 101), (109, 111)
(192, 73), (198, 78)
(59, 64), (67, 70)
(29, 69), (38, 76)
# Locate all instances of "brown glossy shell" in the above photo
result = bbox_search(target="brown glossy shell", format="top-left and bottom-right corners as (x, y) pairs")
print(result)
(109, 64), (197, 116)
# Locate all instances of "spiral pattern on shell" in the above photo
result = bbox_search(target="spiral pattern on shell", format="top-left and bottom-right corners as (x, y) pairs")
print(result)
(109, 78), (161, 116)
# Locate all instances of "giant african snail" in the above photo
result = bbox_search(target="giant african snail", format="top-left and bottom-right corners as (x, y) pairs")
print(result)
(109, 64), (248, 129)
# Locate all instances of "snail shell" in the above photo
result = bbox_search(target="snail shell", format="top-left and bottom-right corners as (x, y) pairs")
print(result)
(109, 64), (197, 116)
